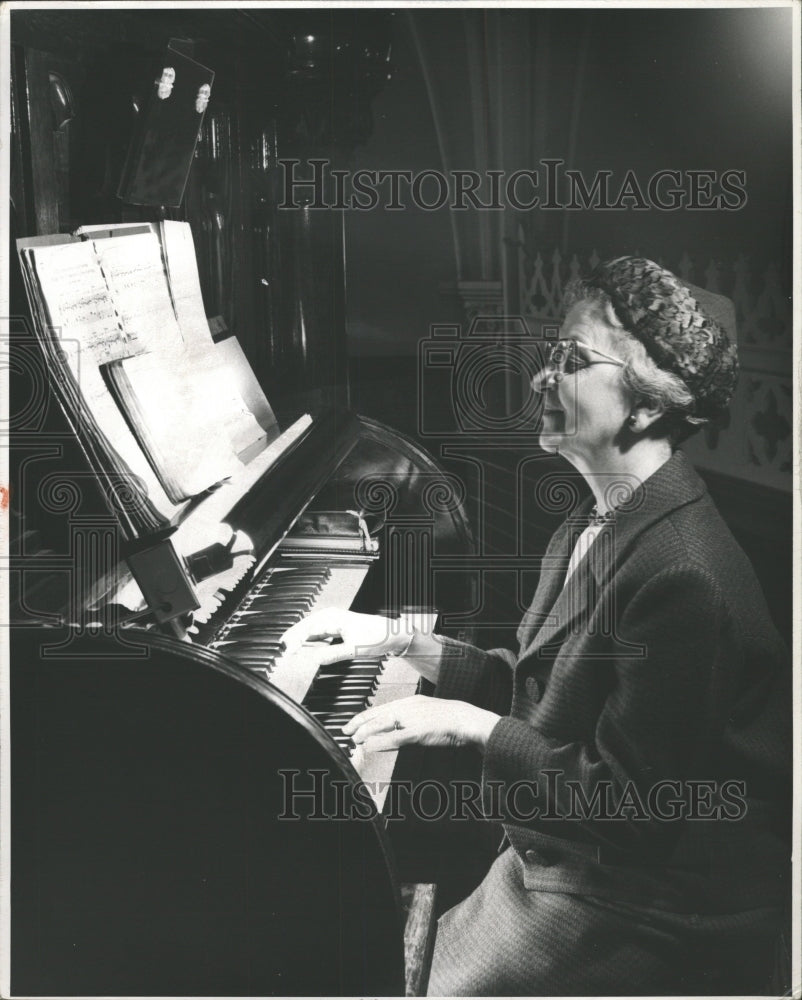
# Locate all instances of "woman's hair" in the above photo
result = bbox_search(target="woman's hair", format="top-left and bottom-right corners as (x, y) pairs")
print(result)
(563, 279), (707, 444)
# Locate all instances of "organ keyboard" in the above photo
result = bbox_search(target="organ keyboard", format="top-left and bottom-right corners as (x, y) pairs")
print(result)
(202, 560), (422, 808)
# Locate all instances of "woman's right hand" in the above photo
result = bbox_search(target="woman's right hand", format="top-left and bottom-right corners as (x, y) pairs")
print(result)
(281, 609), (413, 666)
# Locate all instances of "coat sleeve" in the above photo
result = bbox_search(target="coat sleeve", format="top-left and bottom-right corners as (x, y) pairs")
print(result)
(480, 564), (736, 852)
(434, 636), (515, 716)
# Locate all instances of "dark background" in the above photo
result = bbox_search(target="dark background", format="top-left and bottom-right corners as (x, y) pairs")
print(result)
(346, 8), (792, 359)
(7, 5), (794, 643)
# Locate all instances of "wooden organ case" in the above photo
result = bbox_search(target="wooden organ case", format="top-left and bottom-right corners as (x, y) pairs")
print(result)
(7, 10), (479, 996)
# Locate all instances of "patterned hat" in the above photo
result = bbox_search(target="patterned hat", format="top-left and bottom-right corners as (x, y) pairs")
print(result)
(585, 256), (739, 418)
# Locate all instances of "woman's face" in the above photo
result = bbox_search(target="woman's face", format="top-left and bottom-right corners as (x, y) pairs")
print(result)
(535, 301), (634, 468)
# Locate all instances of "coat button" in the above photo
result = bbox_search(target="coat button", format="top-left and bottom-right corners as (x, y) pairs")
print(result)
(525, 675), (543, 702)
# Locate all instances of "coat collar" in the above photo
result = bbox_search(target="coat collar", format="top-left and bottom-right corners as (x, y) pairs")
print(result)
(516, 450), (707, 659)
(583, 448), (707, 588)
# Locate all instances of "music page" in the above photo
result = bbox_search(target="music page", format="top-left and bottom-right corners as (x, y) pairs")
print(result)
(160, 221), (215, 351)
(93, 232), (184, 354)
(28, 241), (145, 364)
(105, 349), (245, 503)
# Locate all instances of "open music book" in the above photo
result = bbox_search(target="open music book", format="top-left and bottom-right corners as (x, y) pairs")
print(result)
(17, 222), (292, 535)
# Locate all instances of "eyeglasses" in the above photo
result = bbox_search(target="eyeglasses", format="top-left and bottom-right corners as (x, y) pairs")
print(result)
(543, 339), (625, 381)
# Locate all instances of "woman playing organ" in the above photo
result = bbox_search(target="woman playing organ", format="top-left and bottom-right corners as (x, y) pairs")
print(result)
(283, 257), (791, 996)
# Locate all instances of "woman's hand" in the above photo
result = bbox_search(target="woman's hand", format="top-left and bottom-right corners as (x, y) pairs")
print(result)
(343, 695), (500, 752)
(281, 608), (411, 665)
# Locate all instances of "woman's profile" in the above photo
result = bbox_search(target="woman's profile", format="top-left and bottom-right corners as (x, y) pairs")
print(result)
(284, 257), (791, 996)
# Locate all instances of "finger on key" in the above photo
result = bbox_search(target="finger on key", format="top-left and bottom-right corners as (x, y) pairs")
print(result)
(344, 709), (393, 743)
(283, 609), (344, 650)
(281, 614), (328, 651)
(343, 705), (378, 734)
(315, 640), (357, 665)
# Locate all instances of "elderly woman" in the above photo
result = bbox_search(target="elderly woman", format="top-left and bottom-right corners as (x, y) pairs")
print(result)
(284, 258), (790, 996)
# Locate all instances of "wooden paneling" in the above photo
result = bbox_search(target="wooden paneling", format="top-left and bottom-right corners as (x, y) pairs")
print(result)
(10, 9), (393, 409)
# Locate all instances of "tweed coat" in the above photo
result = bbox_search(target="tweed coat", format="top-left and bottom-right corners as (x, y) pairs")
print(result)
(428, 449), (791, 995)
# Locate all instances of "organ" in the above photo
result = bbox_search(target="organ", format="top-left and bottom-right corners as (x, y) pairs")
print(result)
(6, 9), (479, 996)
(9, 406), (475, 996)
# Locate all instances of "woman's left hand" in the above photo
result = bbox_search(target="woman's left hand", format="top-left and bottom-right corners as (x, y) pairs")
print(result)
(343, 695), (500, 752)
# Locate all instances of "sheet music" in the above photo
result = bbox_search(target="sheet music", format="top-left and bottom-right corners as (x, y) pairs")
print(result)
(19, 228), (302, 531)
(192, 344), (269, 461)
(94, 232), (184, 354)
(169, 414), (313, 562)
(57, 339), (186, 522)
(24, 244), (182, 526)
(105, 349), (245, 503)
(214, 336), (280, 438)
(160, 221), (215, 351)
(27, 241), (145, 364)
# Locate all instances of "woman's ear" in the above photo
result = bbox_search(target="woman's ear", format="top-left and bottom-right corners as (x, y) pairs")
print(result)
(627, 399), (665, 432)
